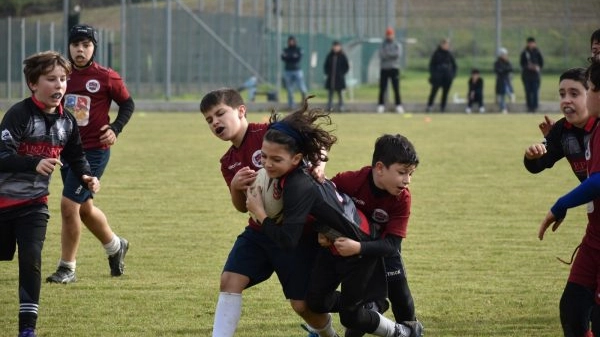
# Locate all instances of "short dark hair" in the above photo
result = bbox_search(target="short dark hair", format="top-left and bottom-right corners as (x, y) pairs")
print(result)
(559, 67), (588, 90)
(471, 68), (480, 74)
(200, 88), (244, 113)
(23, 51), (71, 90)
(587, 58), (600, 92)
(527, 37), (536, 43)
(372, 134), (419, 168)
(591, 29), (600, 46)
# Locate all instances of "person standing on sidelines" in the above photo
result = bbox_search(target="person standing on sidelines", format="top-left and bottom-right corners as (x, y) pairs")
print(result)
(426, 39), (457, 113)
(494, 48), (514, 114)
(377, 27), (404, 114)
(281, 35), (308, 110)
(46, 24), (134, 284)
(324, 41), (350, 112)
(520, 37), (544, 113)
(0, 51), (100, 337)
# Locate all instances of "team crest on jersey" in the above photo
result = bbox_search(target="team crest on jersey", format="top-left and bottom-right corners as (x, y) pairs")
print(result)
(251, 149), (263, 168)
(1, 129), (12, 141)
(371, 208), (389, 224)
(86, 79), (101, 93)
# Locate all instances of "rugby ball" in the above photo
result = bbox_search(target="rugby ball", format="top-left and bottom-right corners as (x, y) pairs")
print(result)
(249, 168), (283, 224)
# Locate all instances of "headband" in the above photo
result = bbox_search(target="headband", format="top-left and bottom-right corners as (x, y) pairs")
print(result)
(269, 121), (305, 148)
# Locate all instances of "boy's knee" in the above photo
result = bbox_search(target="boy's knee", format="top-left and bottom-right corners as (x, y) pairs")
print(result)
(290, 300), (308, 314)
(306, 294), (328, 313)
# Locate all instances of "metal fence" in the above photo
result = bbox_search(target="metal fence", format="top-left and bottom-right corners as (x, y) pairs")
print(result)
(1, 0), (599, 101)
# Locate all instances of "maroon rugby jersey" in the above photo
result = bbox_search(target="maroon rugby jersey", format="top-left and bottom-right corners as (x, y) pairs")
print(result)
(219, 123), (268, 230)
(332, 166), (410, 238)
(584, 124), (600, 250)
(219, 123), (268, 187)
(64, 62), (130, 150)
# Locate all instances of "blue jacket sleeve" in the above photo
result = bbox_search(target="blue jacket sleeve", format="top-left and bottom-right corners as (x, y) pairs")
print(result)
(551, 172), (600, 219)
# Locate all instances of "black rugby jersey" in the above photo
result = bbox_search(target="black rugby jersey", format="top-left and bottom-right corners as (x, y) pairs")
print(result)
(524, 117), (598, 182)
(0, 97), (91, 212)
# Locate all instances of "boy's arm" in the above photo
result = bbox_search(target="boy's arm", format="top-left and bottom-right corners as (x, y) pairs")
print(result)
(110, 96), (135, 136)
(333, 235), (401, 257)
(261, 172), (314, 250)
(0, 111), (39, 172)
(229, 166), (257, 212)
(549, 172), (600, 220)
(539, 174), (600, 240)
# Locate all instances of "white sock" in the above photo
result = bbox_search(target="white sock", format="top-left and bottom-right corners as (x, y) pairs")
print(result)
(311, 313), (336, 337)
(103, 234), (120, 255)
(212, 292), (242, 337)
(373, 312), (410, 337)
(58, 259), (76, 271)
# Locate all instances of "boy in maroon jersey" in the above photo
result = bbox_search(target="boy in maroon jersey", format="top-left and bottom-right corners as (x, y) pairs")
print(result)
(325, 134), (419, 337)
(46, 24), (134, 284)
(0, 51), (100, 337)
(538, 58), (600, 337)
(200, 89), (337, 337)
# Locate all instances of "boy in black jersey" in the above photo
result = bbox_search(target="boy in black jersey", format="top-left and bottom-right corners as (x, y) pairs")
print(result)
(0, 51), (100, 337)
(524, 67), (596, 183)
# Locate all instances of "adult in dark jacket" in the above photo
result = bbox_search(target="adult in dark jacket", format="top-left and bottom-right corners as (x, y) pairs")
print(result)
(426, 39), (457, 112)
(494, 48), (514, 113)
(324, 41), (350, 112)
(281, 35), (308, 109)
(519, 37), (544, 112)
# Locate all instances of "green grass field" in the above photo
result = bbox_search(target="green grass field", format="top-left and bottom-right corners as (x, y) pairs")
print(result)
(0, 111), (590, 336)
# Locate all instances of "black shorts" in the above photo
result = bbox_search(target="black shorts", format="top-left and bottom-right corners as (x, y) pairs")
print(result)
(384, 251), (408, 282)
(308, 249), (387, 310)
(0, 207), (49, 261)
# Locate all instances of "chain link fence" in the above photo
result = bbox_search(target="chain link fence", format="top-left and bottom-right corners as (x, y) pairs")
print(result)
(1, 0), (598, 101)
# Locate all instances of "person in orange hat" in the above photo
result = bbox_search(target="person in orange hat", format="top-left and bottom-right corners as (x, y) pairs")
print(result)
(377, 27), (404, 114)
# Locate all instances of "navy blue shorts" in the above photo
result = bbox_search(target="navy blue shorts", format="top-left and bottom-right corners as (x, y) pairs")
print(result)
(223, 227), (319, 300)
(61, 148), (110, 203)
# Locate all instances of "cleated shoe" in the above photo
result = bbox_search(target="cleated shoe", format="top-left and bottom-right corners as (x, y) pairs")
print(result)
(396, 320), (423, 337)
(345, 300), (389, 337)
(108, 237), (129, 276)
(18, 328), (37, 337)
(46, 266), (77, 284)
